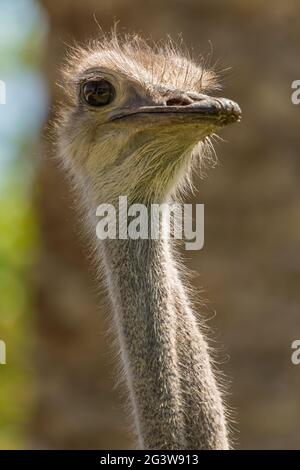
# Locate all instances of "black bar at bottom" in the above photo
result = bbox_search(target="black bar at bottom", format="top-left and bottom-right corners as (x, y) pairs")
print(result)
(0, 450), (299, 467)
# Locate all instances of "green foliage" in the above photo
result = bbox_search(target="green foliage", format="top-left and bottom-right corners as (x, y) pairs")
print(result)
(0, 179), (38, 449)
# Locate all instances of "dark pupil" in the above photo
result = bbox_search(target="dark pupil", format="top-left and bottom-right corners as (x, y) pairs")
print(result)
(83, 80), (115, 106)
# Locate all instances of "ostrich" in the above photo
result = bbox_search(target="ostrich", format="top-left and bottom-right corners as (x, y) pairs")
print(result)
(56, 34), (241, 450)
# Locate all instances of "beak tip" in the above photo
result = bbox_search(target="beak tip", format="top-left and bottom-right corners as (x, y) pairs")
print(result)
(218, 99), (242, 126)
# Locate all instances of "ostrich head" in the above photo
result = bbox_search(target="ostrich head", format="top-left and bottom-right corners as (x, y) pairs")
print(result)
(57, 34), (241, 206)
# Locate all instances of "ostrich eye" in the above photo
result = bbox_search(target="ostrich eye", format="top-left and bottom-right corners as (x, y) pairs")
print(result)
(82, 79), (115, 106)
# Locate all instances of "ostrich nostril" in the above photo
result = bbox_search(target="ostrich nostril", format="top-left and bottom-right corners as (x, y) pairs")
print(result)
(165, 95), (193, 106)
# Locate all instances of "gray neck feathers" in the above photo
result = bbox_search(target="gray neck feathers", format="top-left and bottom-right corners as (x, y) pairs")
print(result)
(101, 232), (229, 449)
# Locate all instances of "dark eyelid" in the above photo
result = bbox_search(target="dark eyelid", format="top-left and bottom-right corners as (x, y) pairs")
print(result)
(78, 75), (104, 87)
(76, 73), (118, 98)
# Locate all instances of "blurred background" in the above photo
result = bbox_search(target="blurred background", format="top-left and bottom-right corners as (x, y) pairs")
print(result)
(0, 0), (300, 450)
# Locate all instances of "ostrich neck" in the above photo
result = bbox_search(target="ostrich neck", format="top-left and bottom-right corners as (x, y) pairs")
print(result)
(100, 215), (229, 450)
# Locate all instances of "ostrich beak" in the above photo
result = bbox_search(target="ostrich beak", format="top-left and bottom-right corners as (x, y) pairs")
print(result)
(111, 96), (242, 128)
